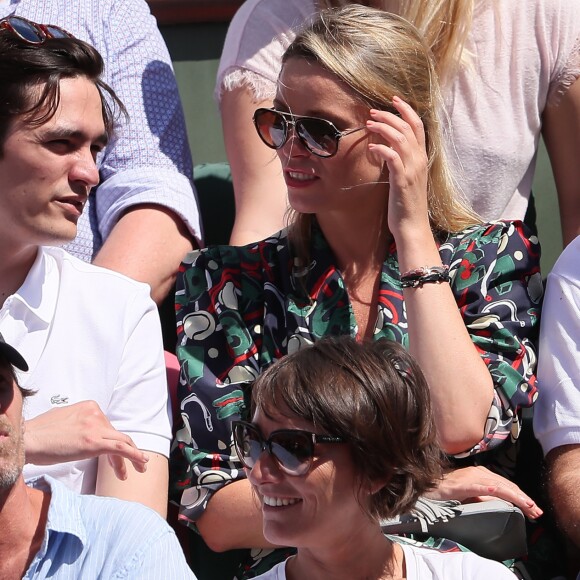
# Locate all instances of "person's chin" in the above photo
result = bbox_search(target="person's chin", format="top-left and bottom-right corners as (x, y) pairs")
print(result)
(263, 520), (302, 548)
(287, 192), (322, 215)
(42, 226), (78, 247)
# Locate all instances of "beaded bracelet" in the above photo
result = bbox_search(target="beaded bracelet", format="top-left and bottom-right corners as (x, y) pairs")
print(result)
(400, 265), (450, 288)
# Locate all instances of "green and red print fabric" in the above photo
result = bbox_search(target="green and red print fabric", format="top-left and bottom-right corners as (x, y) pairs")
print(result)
(171, 220), (542, 530)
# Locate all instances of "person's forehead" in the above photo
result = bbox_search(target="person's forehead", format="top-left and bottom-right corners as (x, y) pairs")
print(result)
(254, 404), (316, 433)
(276, 57), (364, 118)
(13, 77), (106, 140)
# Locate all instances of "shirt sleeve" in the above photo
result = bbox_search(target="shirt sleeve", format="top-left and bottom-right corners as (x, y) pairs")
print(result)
(442, 221), (543, 457)
(171, 245), (264, 526)
(124, 528), (197, 580)
(544, 0), (580, 103)
(215, 0), (316, 103)
(534, 239), (580, 454)
(107, 283), (172, 457)
(123, 526), (197, 580)
(109, 503), (196, 579)
(95, 0), (201, 244)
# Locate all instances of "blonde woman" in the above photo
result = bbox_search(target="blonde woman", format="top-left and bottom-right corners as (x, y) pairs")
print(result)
(173, 6), (542, 577)
(218, 0), (580, 247)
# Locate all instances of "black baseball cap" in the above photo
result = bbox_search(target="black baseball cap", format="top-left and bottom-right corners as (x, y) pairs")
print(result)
(0, 333), (29, 371)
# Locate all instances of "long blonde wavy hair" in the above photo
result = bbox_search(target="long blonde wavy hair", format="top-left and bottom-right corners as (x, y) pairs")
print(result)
(318, 0), (475, 82)
(284, 5), (480, 257)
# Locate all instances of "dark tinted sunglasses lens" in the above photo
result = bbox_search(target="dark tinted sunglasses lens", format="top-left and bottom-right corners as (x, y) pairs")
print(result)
(296, 119), (337, 157)
(255, 110), (287, 149)
(43, 25), (71, 38)
(233, 423), (260, 469)
(271, 431), (313, 475)
(9, 18), (43, 43)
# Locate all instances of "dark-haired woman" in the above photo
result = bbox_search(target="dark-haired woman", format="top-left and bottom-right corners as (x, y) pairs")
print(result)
(237, 336), (516, 579)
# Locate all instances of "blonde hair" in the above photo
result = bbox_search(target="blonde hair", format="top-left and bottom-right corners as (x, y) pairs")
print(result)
(284, 5), (480, 257)
(317, 0), (475, 82)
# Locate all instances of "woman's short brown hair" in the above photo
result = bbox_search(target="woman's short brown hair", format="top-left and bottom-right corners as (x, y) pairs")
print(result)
(252, 336), (444, 520)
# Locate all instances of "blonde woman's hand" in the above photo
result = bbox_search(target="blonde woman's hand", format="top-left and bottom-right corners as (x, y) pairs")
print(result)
(427, 466), (543, 520)
(365, 97), (431, 242)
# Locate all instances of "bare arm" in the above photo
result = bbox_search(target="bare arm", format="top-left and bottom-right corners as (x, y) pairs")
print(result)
(398, 236), (493, 455)
(221, 87), (288, 245)
(96, 451), (169, 518)
(547, 444), (580, 548)
(196, 479), (277, 552)
(367, 103), (493, 454)
(542, 77), (580, 246)
(93, 204), (195, 304)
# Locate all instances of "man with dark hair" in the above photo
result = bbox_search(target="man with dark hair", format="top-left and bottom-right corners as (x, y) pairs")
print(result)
(0, 335), (196, 579)
(0, 0), (201, 305)
(0, 18), (171, 515)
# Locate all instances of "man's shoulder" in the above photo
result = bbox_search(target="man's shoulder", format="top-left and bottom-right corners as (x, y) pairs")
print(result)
(549, 235), (580, 286)
(29, 476), (168, 542)
(44, 247), (152, 296)
(28, 477), (193, 578)
(77, 490), (171, 536)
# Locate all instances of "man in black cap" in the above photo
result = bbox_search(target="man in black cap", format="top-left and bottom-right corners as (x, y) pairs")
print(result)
(0, 336), (195, 580)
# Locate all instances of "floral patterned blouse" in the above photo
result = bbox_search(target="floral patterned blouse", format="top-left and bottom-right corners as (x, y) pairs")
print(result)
(170, 220), (542, 532)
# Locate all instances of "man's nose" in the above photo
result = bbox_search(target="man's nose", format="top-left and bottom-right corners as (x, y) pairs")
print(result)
(70, 149), (100, 189)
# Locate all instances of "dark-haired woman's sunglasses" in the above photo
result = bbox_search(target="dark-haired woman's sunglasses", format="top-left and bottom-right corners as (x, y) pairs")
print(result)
(253, 108), (367, 158)
(232, 420), (344, 476)
(0, 16), (73, 44)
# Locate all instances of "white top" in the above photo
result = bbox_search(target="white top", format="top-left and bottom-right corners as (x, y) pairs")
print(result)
(0, 247), (171, 494)
(0, 0), (202, 260)
(252, 544), (515, 579)
(216, 0), (580, 222)
(534, 235), (580, 454)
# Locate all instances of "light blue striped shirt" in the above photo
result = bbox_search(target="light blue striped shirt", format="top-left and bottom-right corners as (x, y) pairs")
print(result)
(23, 476), (196, 579)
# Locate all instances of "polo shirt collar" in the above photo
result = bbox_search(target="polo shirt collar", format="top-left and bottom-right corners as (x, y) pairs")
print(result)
(10, 247), (59, 327)
(28, 475), (87, 547)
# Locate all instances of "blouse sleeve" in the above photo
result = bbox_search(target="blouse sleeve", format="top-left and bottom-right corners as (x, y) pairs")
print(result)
(170, 245), (264, 527)
(545, 0), (580, 103)
(215, 0), (316, 103)
(441, 221), (543, 457)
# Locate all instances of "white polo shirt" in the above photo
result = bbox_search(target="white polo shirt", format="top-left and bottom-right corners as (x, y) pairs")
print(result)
(535, 236), (580, 454)
(0, 246), (171, 494)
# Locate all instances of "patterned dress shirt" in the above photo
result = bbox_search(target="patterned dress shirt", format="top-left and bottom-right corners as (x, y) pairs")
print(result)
(171, 220), (543, 529)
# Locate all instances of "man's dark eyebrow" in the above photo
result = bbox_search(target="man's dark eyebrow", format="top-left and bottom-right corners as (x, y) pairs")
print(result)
(42, 127), (109, 148)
